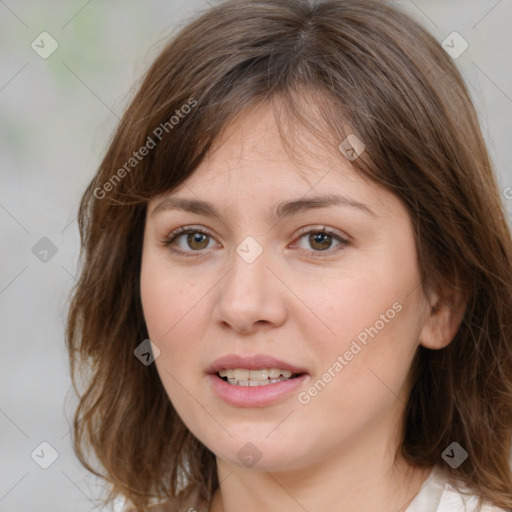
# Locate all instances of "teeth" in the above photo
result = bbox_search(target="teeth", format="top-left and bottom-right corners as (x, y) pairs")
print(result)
(250, 369), (268, 380)
(226, 377), (286, 387)
(233, 369), (249, 380)
(218, 368), (296, 380)
(217, 368), (302, 387)
(249, 379), (269, 386)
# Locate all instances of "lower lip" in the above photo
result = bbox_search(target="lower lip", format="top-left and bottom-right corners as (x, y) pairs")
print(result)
(207, 373), (309, 407)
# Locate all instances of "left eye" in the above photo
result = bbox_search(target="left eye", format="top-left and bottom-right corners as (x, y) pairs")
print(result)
(293, 230), (345, 252)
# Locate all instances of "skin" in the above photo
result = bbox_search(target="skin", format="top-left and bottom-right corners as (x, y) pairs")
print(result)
(140, 100), (466, 512)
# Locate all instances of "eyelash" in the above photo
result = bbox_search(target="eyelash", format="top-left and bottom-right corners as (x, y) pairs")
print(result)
(161, 225), (350, 259)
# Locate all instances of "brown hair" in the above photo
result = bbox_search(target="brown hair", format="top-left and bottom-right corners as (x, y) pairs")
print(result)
(66, 0), (512, 510)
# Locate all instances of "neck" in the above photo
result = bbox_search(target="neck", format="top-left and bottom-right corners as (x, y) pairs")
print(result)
(208, 415), (432, 512)
(211, 459), (430, 512)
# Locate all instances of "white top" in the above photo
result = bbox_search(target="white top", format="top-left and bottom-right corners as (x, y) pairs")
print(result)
(405, 465), (508, 512)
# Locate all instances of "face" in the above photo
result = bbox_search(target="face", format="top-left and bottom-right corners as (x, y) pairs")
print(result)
(140, 101), (433, 473)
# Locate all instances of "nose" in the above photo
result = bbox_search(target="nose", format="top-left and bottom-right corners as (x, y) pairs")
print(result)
(212, 245), (288, 334)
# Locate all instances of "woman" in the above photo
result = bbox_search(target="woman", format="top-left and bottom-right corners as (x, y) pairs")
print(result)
(66, 0), (512, 510)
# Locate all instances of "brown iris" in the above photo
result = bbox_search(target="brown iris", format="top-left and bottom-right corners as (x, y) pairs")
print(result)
(308, 232), (332, 251)
(187, 232), (209, 250)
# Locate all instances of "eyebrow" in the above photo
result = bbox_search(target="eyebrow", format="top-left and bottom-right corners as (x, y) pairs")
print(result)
(150, 193), (376, 222)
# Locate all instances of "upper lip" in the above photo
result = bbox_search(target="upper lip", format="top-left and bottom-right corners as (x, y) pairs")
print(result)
(206, 354), (308, 375)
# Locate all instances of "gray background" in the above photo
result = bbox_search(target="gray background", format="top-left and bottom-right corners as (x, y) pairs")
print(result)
(1, 1), (511, 511)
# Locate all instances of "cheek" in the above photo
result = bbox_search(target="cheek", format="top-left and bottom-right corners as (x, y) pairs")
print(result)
(140, 262), (204, 409)
(298, 254), (422, 403)
(139, 254), (215, 396)
(289, 266), (397, 347)
(140, 258), (202, 342)
(297, 306), (419, 446)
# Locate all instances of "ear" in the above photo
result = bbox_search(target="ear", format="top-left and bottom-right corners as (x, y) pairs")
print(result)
(419, 285), (469, 350)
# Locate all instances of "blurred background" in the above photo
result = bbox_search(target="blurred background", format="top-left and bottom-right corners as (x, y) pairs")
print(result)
(0, 1), (511, 510)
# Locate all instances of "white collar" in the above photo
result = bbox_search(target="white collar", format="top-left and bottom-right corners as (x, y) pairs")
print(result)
(405, 465), (447, 512)
(404, 465), (505, 512)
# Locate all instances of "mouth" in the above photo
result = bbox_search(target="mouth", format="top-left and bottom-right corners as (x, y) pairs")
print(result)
(206, 354), (309, 405)
(208, 370), (309, 408)
(215, 368), (306, 387)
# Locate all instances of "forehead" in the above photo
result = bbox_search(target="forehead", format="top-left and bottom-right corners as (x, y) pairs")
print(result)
(175, 103), (356, 188)
(204, 99), (341, 176)
(148, 101), (396, 219)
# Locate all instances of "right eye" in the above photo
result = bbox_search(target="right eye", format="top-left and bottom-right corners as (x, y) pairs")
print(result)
(163, 226), (221, 256)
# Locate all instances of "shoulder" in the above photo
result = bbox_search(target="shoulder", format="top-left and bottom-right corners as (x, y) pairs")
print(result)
(406, 465), (509, 512)
(439, 482), (508, 512)
(124, 487), (208, 512)
(127, 501), (205, 512)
